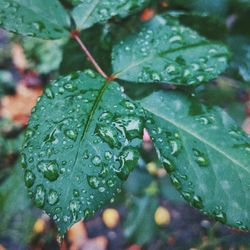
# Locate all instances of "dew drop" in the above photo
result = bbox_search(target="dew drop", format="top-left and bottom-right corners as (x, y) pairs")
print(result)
(69, 199), (80, 221)
(24, 170), (35, 188)
(45, 88), (54, 99)
(87, 176), (100, 189)
(162, 157), (176, 173)
(91, 156), (101, 166)
(48, 189), (59, 205)
(34, 185), (45, 208)
(37, 160), (59, 181)
(64, 129), (78, 141)
(193, 149), (209, 167)
(192, 195), (203, 209)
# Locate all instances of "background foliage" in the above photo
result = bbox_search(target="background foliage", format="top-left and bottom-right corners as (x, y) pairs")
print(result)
(1, 0), (250, 249)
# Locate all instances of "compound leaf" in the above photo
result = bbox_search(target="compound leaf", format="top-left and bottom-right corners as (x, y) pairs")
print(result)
(0, 0), (70, 39)
(112, 15), (229, 85)
(72, 0), (150, 31)
(141, 90), (250, 230)
(21, 70), (144, 234)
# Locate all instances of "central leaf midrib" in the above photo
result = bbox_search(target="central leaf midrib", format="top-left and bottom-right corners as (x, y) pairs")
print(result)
(113, 41), (221, 77)
(145, 107), (250, 174)
(65, 80), (109, 202)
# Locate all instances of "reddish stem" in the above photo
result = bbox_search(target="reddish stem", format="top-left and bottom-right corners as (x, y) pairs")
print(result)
(71, 31), (108, 79)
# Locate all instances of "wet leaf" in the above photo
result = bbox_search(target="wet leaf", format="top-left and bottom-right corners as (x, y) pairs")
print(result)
(21, 70), (144, 234)
(141, 90), (250, 231)
(72, 0), (150, 31)
(0, 0), (70, 39)
(112, 15), (229, 85)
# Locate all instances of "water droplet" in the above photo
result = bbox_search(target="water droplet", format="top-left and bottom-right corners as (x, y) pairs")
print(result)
(104, 151), (113, 160)
(95, 124), (120, 148)
(170, 175), (181, 190)
(20, 154), (27, 169)
(37, 160), (59, 181)
(169, 35), (182, 43)
(116, 147), (139, 180)
(115, 116), (143, 140)
(181, 191), (192, 202)
(193, 149), (209, 167)
(64, 83), (77, 92)
(85, 69), (96, 78)
(98, 187), (105, 193)
(162, 157), (176, 173)
(48, 189), (59, 205)
(106, 177), (116, 188)
(98, 112), (113, 122)
(45, 88), (54, 99)
(64, 129), (78, 141)
(83, 150), (90, 159)
(24, 170), (35, 188)
(87, 176), (100, 189)
(192, 195), (203, 209)
(91, 156), (101, 166)
(84, 208), (91, 218)
(213, 206), (227, 224)
(69, 199), (80, 221)
(121, 100), (136, 111)
(34, 185), (45, 208)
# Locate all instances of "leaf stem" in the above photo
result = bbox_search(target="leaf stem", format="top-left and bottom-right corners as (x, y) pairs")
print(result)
(71, 31), (108, 79)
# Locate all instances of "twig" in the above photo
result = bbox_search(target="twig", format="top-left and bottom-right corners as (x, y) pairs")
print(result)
(71, 31), (108, 79)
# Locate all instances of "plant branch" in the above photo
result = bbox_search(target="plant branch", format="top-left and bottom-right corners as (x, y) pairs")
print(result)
(71, 31), (108, 79)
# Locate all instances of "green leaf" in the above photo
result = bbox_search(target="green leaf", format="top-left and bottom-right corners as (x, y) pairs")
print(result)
(21, 70), (144, 234)
(0, 165), (37, 244)
(168, 0), (229, 16)
(124, 194), (158, 245)
(112, 15), (229, 85)
(72, 0), (150, 31)
(22, 37), (66, 74)
(228, 36), (250, 82)
(140, 90), (250, 230)
(0, 0), (71, 39)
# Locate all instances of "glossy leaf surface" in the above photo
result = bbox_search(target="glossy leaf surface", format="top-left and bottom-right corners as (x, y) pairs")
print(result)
(72, 0), (149, 31)
(112, 15), (229, 85)
(0, 0), (70, 39)
(141, 90), (250, 230)
(21, 70), (144, 234)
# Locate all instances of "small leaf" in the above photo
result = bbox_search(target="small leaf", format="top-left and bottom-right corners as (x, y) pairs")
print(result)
(112, 15), (229, 85)
(140, 90), (250, 230)
(0, 0), (71, 39)
(21, 70), (144, 234)
(72, 0), (150, 31)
